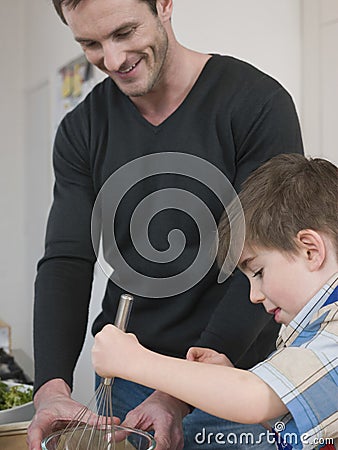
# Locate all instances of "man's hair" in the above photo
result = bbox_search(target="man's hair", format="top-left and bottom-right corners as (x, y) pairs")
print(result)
(218, 153), (338, 267)
(52, 0), (158, 25)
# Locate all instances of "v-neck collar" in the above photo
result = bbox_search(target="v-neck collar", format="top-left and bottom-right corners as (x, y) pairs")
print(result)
(117, 54), (218, 133)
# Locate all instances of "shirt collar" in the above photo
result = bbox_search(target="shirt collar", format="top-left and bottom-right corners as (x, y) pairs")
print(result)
(277, 273), (338, 348)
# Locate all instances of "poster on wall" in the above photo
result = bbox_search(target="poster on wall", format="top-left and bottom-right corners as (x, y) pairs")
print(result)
(54, 54), (96, 131)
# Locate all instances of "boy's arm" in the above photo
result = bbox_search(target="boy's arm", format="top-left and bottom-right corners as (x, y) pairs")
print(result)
(92, 325), (287, 424)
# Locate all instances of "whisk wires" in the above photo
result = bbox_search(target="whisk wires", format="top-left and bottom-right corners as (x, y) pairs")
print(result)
(54, 294), (134, 450)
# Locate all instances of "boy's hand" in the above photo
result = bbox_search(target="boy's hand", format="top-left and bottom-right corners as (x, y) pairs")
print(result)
(92, 324), (142, 378)
(186, 347), (234, 367)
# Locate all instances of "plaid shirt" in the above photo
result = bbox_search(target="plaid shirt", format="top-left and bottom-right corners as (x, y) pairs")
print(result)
(251, 274), (338, 450)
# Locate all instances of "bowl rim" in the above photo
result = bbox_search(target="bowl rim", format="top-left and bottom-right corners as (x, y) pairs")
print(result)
(41, 424), (156, 449)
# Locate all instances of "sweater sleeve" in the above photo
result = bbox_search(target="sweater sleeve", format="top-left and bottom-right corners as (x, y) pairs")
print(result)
(196, 83), (304, 367)
(33, 106), (97, 393)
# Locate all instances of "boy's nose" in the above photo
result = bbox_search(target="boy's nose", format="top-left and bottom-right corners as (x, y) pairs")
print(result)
(250, 283), (265, 304)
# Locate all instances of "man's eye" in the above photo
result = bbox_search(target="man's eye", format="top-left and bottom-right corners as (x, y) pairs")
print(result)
(253, 269), (263, 278)
(116, 28), (135, 39)
(81, 41), (97, 49)
(117, 32), (130, 38)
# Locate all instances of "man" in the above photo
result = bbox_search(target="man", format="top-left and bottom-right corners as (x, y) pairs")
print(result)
(28, 1), (304, 449)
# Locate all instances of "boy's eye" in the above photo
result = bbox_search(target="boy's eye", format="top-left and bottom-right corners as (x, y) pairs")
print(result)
(253, 269), (263, 278)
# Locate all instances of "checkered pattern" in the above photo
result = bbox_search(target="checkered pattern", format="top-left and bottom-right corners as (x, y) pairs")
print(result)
(251, 275), (338, 450)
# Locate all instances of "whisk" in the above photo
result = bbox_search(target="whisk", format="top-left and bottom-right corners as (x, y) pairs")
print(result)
(54, 293), (134, 450)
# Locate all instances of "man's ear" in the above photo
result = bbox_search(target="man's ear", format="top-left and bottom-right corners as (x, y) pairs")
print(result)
(156, 0), (173, 22)
(296, 229), (326, 271)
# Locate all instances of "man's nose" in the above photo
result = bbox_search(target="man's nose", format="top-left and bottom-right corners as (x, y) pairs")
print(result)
(102, 42), (126, 72)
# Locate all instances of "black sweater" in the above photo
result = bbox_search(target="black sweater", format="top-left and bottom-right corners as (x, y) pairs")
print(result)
(34, 55), (303, 392)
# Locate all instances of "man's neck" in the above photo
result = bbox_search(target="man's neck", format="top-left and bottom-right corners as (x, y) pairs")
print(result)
(130, 46), (211, 126)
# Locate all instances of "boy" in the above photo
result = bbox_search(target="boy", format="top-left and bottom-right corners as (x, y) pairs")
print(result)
(92, 154), (337, 449)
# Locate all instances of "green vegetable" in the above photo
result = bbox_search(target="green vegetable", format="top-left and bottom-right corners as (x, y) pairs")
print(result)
(0, 381), (33, 410)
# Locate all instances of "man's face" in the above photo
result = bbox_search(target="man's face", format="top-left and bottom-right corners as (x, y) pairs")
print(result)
(63, 0), (169, 97)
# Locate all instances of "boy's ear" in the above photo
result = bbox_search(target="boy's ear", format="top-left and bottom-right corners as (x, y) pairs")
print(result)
(296, 229), (326, 271)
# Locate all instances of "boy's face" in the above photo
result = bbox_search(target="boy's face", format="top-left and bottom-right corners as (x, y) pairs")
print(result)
(238, 245), (314, 325)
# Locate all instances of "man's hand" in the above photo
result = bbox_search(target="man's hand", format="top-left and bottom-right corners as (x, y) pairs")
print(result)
(27, 379), (83, 450)
(186, 346), (234, 367)
(122, 390), (190, 450)
(27, 378), (120, 450)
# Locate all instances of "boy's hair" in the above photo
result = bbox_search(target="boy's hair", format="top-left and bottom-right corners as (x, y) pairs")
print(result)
(52, 0), (158, 25)
(218, 153), (338, 267)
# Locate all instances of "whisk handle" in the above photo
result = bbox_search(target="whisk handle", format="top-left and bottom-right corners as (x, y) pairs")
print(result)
(103, 294), (134, 386)
(114, 293), (134, 331)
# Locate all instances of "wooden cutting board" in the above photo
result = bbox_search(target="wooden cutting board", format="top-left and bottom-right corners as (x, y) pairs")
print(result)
(0, 421), (30, 450)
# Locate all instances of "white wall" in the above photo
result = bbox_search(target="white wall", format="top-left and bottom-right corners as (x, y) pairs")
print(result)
(173, 0), (302, 110)
(2, 0), (303, 402)
(25, 1), (80, 90)
(302, 0), (338, 163)
(0, 1), (27, 360)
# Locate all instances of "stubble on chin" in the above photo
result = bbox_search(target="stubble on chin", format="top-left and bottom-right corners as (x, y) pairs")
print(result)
(132, 23), (169, 97)
(109, 20), (169, 98)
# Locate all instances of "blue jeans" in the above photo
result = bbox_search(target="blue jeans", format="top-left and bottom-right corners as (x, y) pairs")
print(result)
(96, 376), (276, 450)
